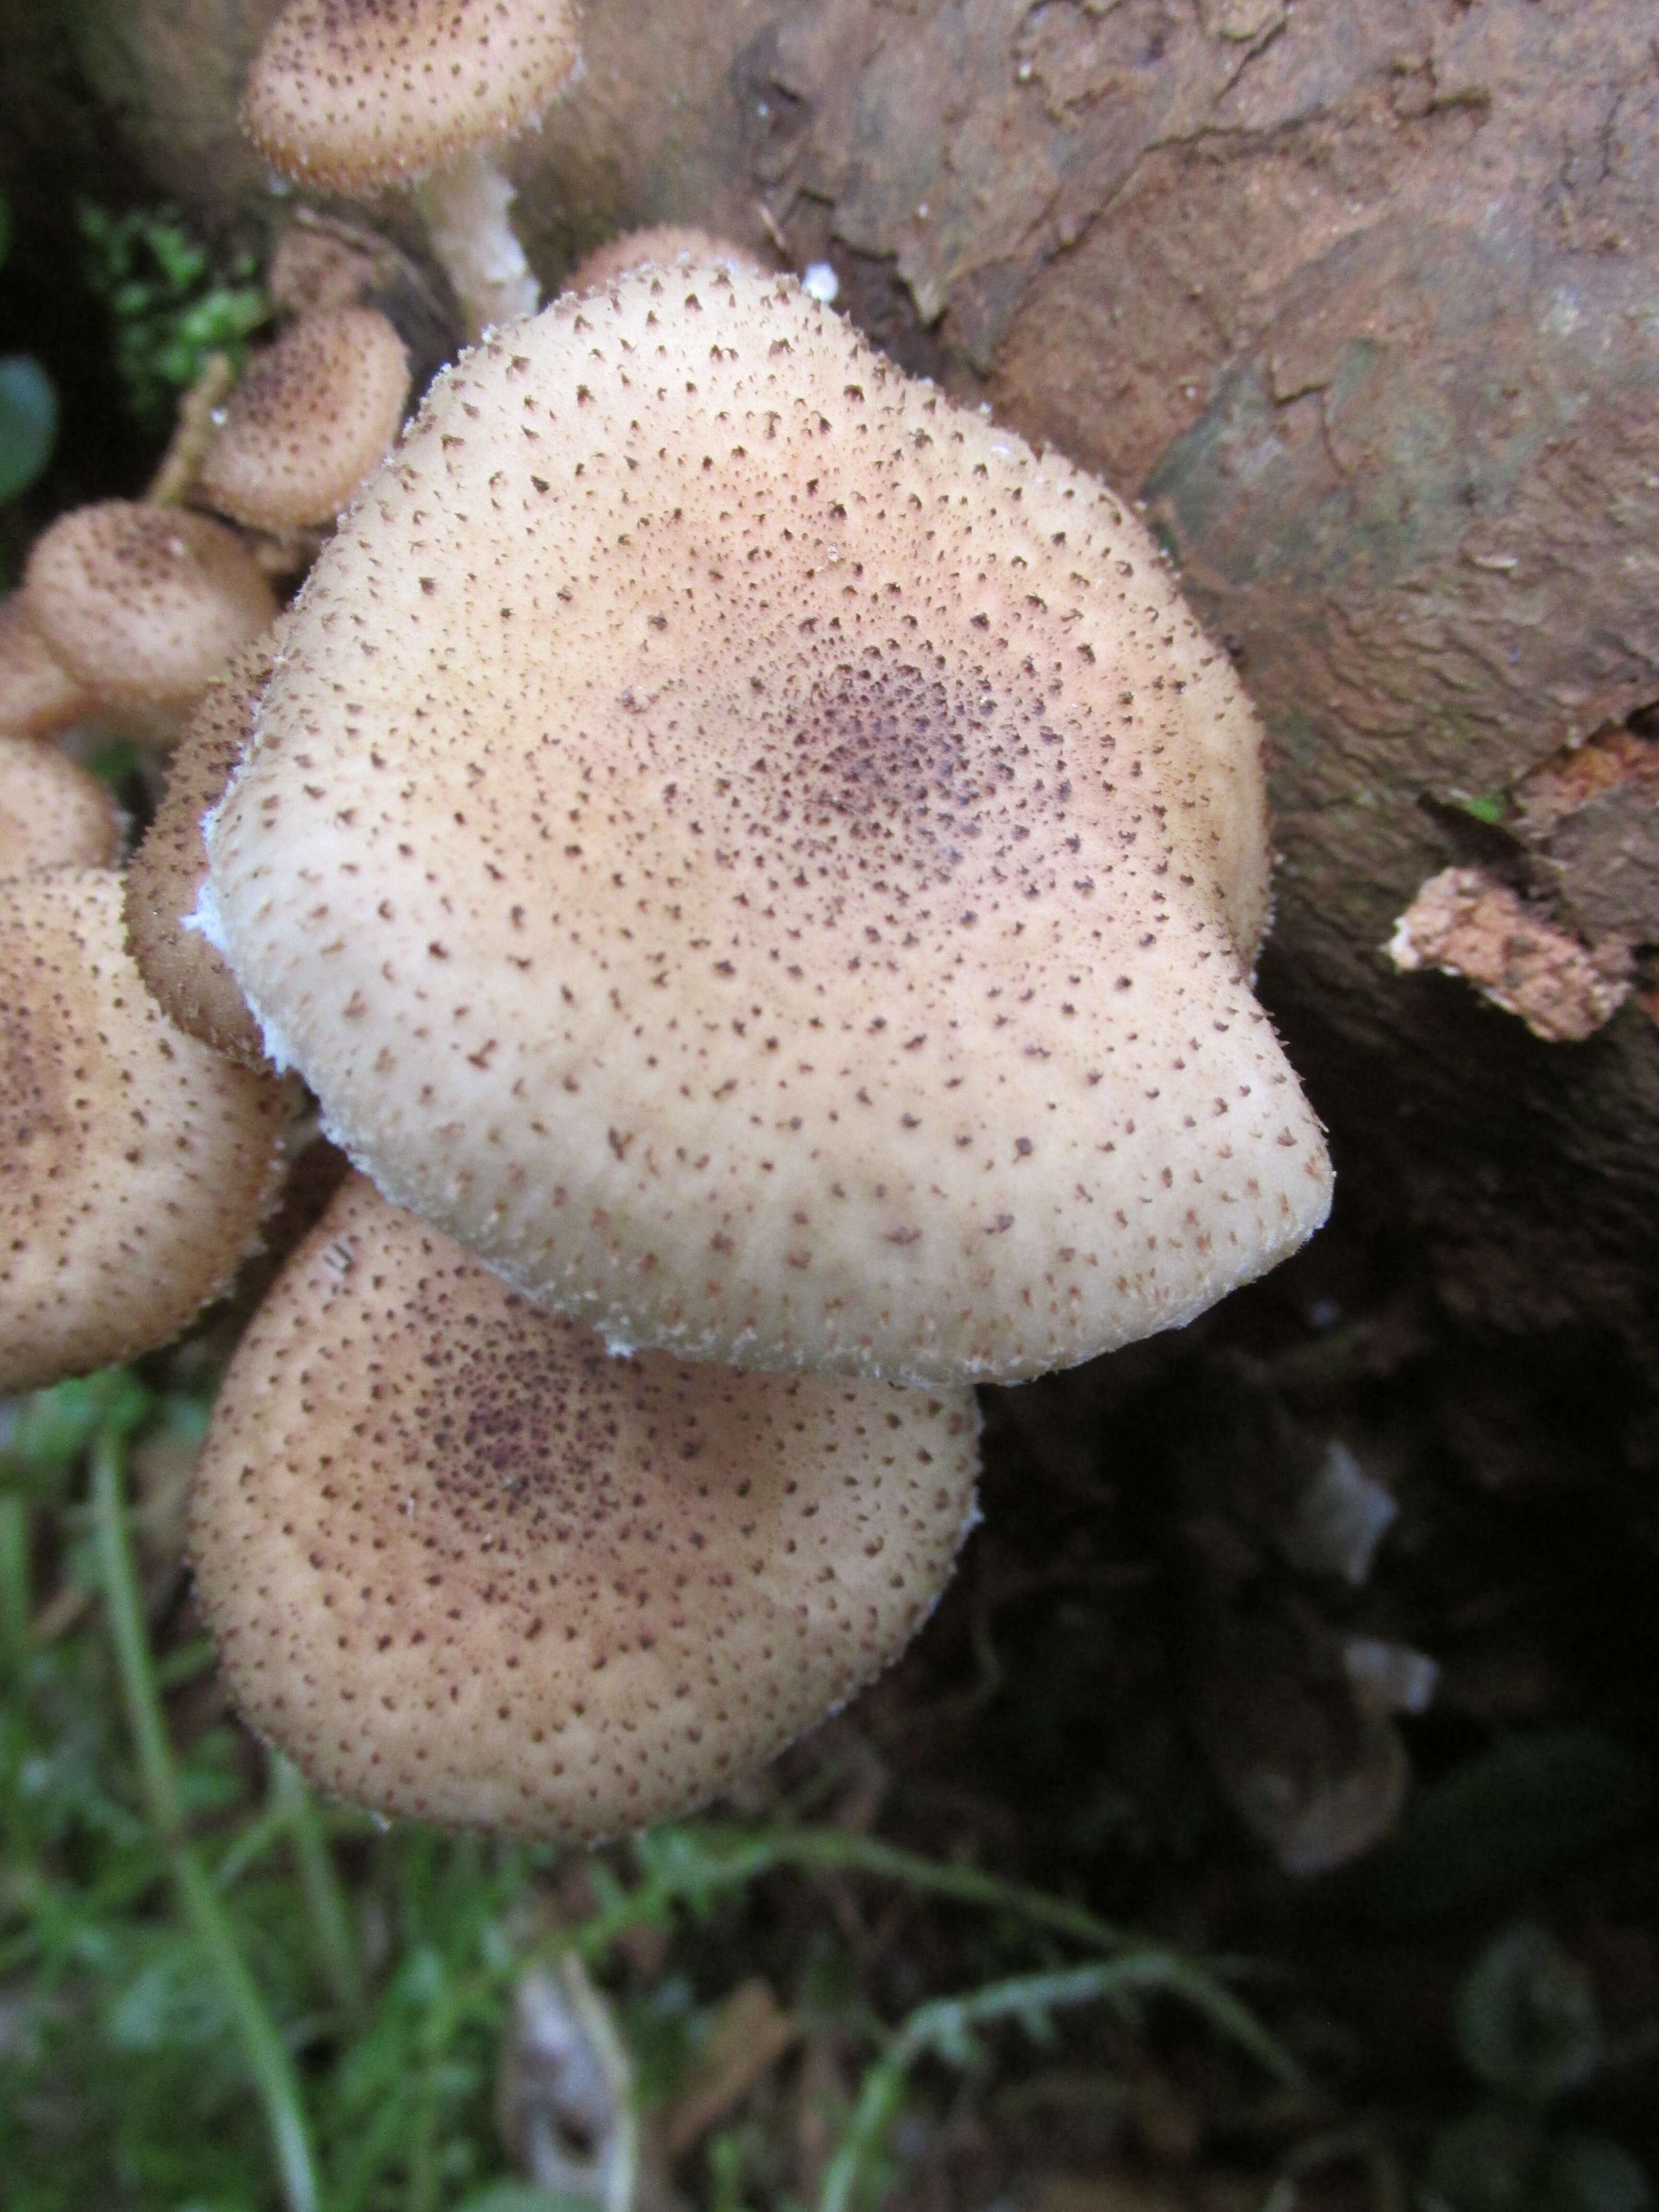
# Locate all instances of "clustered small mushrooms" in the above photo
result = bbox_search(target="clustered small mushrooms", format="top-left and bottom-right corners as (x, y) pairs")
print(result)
(0, 869), (290, 1392)
(199, 308), (412, 535)
(0, 739), (122, 880)
(242, 0), (582, 340)
(23, 501), (276, 726)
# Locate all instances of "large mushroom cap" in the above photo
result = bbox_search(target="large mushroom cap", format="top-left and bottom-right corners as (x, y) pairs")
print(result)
(126, 625), (286, 1065)
(201, 310), (412, 533)
(0, 739), (123, 880)
(190, 1172), (979, 1835)
(567, 228), (762, 296)
(24, 503), (277, 715)
(208, 263), (1331, 1385)
(243, 0), (582, 193)
(0, 869), (291, 1392)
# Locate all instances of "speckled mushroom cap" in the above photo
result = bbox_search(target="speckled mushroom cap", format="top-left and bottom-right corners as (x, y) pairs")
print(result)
(23, 503), (277, 716)
(126, 626), (286, 1065)
(190, 1171), (979, 1834)
(0, 594), (95, 740)
(0, 869), (291, 1393)
(207, 263), (1331, 1386)
(243, 0), (582, 192)
(567, 228), (760, 296)
(0, 739), (123, 881)
(201, 310), (412, 533)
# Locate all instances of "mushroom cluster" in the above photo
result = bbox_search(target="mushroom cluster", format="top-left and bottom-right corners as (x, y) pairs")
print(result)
(2, 192), (1331, 1838)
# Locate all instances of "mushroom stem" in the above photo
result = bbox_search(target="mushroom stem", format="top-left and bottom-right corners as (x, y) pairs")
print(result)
(413, 147), (540, 338)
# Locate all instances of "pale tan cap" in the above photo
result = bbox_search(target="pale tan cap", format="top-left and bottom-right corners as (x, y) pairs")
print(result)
(126, 625), (287, 1065)
(244, 0), (582, 192)
(24, 503), (277, 714)
(0, 739), (123, 881)
(0, 869), (291, 1392)
(201, 310), (412, 533)
(568, 228), (761, 296)
(190, 1172), (979, 1834)
(0, 593), (95, 741)
(208, 263), (1331, 1386)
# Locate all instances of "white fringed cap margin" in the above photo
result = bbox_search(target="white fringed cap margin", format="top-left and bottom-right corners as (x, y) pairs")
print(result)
(206, 260), (1332, 1386)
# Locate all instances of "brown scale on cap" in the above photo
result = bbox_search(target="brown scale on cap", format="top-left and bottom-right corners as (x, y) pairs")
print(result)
(201, 310), (412, 534)
(0, 870), (292, 1392)
(567, 228), (762, 297)
(0, 594), (95, 741)
(0, 740), (123, 881)
(24, 503), (277, 717)
(208, 262), (1332, 1386)
(126, 625), (286, 1065)
(243, 0), (582, 193)
(190, 1172), (980, 1834)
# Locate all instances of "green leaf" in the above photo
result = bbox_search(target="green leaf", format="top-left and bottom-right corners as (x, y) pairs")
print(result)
(451, 2185), (602, 2212)
(1456, 1923), (1600, 2104)
(1424, 2104), (1547, 2212)
(0, 356), (57, 505)
(1355, 1731), (1654, 1924)
(1539, 2137), (1654, 2212)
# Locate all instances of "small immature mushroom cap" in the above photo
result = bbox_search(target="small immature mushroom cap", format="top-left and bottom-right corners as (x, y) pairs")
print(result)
(567, 228), (761, 297)
(0, 593), (96, 740)
(190, 1172), (980, 1835)
(209, 263), (1331, 1385)
(0, 738), (123, 880)
(243, 0), (583, 192)
(126, 625), (286, 1065)
(24, 503), (277, 715)
(0, 869), (291, 1393)
(200, 309), (412, 533)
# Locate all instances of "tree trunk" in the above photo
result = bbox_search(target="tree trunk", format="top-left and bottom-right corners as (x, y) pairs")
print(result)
(30, 0), (1659, 1340)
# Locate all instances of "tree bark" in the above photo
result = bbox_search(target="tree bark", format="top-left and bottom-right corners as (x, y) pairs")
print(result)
(28, 0), (1659, 1339)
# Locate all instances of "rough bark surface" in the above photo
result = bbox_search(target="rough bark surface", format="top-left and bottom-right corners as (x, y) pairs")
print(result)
(27, 0), (1659, 1337)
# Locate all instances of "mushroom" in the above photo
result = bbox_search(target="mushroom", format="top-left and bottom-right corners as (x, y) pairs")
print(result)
(126, 625), (285, 1066)
(566, 228), (762, 297)
(0, 868), (292, 1393)
(206, 262), (1332, 1386)
(0, 592), (95, 741)
(188, 1171), (980, 1834)
(200, 309), (413, 534)
(22, 502), (277, 724)
(243, 0), (581, 341)
(0, 738), (123, 880)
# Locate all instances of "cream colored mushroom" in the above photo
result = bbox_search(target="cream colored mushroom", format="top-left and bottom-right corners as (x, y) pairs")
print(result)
(0, 868), (291, 1392)
(0, 739), (123, 881)
(206, 262), (1332, 1386)
(567, 228), (761, 296)
(126, 625), (285, 1065)
(200, 310), (412, 533)
(243, 0), (581, 339)
(189, 1171), (980, 1834)
(0, 593), (95, 740)
(22, 503), (277, 721)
